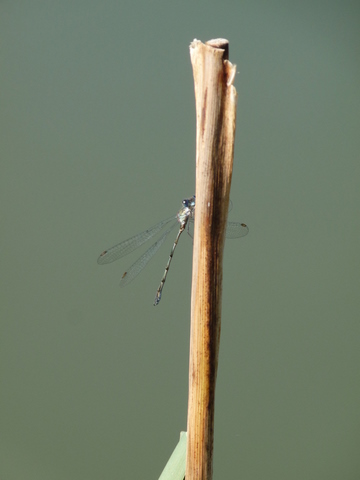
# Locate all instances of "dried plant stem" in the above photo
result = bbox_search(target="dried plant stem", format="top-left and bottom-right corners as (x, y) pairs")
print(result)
(186, 38), (238, 480)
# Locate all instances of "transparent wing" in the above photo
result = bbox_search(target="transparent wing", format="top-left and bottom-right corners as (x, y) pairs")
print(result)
(187, 219), (249, 239)
(120, 225), (176, 287)
(225, 222), (249, 239)
(97, 216), (176, 265)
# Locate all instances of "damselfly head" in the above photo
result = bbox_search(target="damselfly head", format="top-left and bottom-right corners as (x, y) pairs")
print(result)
(182, 195), (196, 209)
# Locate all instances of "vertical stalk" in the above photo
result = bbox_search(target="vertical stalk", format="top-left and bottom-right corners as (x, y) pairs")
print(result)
(186, 38), (238, 480)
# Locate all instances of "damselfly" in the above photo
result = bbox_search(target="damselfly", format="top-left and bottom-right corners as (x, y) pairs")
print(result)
(97, 195), (248, 305)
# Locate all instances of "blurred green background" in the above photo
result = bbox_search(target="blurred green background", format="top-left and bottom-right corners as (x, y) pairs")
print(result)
(1, 1), (359, 479)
